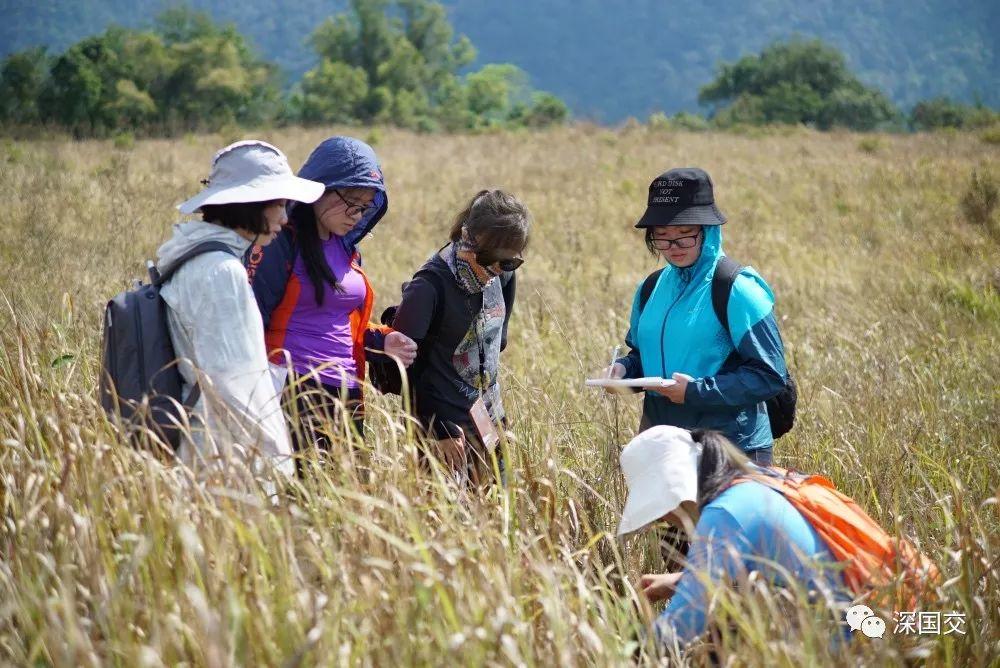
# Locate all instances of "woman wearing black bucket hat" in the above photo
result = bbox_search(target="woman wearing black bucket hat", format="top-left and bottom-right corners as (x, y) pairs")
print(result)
(599, 167), (792, 465)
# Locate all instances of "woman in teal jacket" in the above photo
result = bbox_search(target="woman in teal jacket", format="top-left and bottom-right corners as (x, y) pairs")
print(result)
(604, 167), (788, 463)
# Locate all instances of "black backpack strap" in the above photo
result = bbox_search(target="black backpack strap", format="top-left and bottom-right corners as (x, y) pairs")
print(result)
(711, 256), (743, 337)
(153, 241), (238, 286)
(638, 268), (664, 312)
(183, 383), (202, 409)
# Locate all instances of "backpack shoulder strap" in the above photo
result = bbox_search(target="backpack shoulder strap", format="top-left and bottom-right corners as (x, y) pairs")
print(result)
(154, 241), (238, 286)
(153, 241), (238, 412)
(729, 466), (799, 492)
(183, 383), (202, 409)
(638, 268), (664, 312)
(711, 256), (743, 336)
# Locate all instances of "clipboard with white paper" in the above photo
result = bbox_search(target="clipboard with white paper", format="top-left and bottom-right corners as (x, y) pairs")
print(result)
(584, 377), (677, 389)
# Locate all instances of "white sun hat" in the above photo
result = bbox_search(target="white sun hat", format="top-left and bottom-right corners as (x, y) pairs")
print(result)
(177, 140), (325, 214)
(617, 425), (703, 536)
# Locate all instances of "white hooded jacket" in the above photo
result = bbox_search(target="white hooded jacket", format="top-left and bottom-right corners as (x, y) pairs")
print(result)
(156, 221), (293, 478)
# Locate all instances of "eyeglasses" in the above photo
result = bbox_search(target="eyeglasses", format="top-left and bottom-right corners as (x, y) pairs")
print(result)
(650, 230), (702, 250)
(334, 189), (377, 217)
(475, 250), (524, 272)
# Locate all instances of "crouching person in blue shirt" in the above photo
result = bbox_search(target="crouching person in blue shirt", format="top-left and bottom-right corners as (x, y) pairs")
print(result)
(616, 426), (849, 649)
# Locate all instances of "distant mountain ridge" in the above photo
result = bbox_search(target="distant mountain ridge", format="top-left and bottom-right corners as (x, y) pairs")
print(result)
(3, 0), (997, 122)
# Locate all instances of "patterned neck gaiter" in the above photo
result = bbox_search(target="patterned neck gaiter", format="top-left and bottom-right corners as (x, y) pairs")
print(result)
(448, 238), (492, 295)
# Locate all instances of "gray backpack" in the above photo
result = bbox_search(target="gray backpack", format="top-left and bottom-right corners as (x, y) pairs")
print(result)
(99, 241), (236, 450)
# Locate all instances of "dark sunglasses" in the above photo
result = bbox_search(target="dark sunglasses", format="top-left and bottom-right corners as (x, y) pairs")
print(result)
(475, 250), (524, 272)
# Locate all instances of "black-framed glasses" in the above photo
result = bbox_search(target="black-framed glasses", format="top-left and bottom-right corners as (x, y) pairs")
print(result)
(334, 189), (377, 217)
(651, 230), (702, 250)
(475, 250), (524, 272)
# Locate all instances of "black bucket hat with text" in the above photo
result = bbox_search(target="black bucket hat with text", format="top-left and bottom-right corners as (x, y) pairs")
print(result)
(635, 167), (727, 228)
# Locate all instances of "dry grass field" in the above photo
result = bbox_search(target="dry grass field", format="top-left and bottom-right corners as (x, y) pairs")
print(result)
(1, 125), (998, 666)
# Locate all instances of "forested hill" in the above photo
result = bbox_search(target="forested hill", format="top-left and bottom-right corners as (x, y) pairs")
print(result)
(3, 0), (997, 122)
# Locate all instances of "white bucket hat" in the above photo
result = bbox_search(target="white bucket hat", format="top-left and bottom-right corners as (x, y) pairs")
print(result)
(617, 425), (703, 536)
(177, 140), (325, 214)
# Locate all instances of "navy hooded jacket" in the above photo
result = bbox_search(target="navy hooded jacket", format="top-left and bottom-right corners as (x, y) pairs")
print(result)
(249, 136), (391, 384)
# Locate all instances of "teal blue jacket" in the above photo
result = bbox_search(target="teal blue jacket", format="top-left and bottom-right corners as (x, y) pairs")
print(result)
(617, 225), (788, 451)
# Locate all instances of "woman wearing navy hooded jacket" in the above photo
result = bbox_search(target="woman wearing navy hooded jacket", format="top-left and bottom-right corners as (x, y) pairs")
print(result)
(250, 136), (417, 453)
(601, 167), (789, 465)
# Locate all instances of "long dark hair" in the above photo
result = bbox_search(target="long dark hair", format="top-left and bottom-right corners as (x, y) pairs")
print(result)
(201, 201), (274, 235)
(448, 189), (531, 253)
(691, 429), (751, 509)
(290, 200), (343, 305)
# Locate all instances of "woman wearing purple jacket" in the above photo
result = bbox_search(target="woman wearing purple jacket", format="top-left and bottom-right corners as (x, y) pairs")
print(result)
(251, 136), (416, 459)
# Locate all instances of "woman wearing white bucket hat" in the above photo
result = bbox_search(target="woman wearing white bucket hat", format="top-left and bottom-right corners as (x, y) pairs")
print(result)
(155, 140), (324, 480)
(618, 426), (847, 647)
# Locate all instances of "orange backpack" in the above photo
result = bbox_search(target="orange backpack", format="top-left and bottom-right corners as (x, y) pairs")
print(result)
(734, 467), (940, 608)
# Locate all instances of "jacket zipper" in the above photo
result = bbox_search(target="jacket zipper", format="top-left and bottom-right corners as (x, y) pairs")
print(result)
(658, 270), (693, 380)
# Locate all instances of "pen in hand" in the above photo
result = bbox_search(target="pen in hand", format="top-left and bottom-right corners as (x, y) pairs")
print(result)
(607, 345), (621, 379)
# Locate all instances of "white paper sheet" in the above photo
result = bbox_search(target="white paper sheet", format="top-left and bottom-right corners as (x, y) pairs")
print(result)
(585, 377), (677, 389)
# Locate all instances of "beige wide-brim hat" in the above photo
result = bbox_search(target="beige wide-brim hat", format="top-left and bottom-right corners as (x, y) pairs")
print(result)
(617, 425), (703, 536)
(178, 140), (325, 214)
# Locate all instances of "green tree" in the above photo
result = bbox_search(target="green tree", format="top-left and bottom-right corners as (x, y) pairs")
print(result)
(399, 0), (475, 94)
(509, 92), (569, 129)
(433, 74), (475, 131)
(910, 97), (999, 130)
(300, 0), (567, 130)
(154, 10), (281, 129)
(699, 39), (899, 130)
(3, 1), (569, 134)
(110, 78), (157, 125)
(39, 31), (126, 133)
(524, 92), (570, 128)
(818, 83), (898, 131)
(293, 60), (369, 124)
(305, 0), (476, 127)
(0, 48), (50, 125)
(154, 6), (220, 44)
(911, 97), (969, 129)
(164, 28), (280, 128)
(23, 9), (280, 135)
(465, 64), (527, 120)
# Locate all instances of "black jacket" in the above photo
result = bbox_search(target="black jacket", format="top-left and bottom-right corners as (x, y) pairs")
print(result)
(392, 252), (515, 438)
